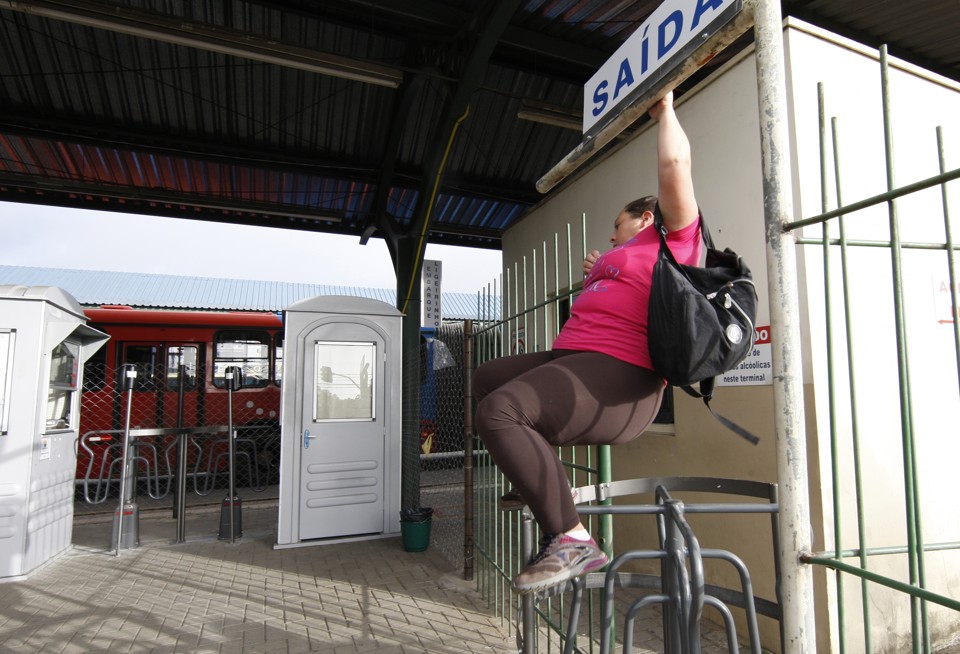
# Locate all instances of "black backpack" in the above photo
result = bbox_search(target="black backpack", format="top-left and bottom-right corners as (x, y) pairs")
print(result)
(647, 206), (760, 444)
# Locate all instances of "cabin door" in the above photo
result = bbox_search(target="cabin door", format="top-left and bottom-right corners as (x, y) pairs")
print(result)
(297, 321), (385, 540)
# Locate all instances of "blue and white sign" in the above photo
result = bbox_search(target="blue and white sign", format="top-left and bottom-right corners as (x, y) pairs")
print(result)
(583, 0), (741, 134)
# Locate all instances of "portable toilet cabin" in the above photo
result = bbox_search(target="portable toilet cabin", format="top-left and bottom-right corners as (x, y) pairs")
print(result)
(0, 285), (108, 579)
(276, 296), (402, 547)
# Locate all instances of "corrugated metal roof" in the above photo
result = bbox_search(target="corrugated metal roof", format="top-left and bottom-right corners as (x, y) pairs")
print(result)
(0, 264), (500, 320)
(0, 0), (957, 250)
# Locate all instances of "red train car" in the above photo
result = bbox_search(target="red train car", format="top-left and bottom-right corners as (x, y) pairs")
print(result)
(78, 306), (284, 489)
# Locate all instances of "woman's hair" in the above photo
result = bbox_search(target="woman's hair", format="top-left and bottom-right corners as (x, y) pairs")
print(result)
(622, 195), (657, 218)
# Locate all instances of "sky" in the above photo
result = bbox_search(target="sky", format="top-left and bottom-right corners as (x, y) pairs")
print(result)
(0, 201), (503, 294)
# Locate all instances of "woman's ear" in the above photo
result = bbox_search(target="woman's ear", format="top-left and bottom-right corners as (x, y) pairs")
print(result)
(641, 210), (655, 229)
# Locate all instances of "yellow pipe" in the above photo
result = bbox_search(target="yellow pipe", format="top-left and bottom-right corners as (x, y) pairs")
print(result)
(401, 105), (470, 315)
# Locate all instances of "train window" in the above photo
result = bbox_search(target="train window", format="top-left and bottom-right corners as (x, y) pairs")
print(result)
(314, 341), (375, 421)
(82, 345), (107, 392)
(214, 331), (269, 389)
(123, 345), (161, 391)
(166, 346), (198, 391)
(46, 340), (79, 431)
(273, 334), (283, 385)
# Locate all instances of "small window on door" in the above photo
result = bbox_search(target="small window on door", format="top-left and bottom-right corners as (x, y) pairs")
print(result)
(82, 345), (107, 392)
(124, 345), (161, 391)
(213, 331), (269, 388)
(166, 345), (198, 390)
(314, 342), (375, 421)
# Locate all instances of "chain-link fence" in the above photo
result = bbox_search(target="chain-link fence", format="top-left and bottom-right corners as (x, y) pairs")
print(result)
(416, 323), (468, 569)
(77, 319), (482, 569)
(77, 358), (282, 515)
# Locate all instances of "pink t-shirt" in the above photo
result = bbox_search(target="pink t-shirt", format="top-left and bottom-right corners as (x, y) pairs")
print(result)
(552, 217), (703, 370)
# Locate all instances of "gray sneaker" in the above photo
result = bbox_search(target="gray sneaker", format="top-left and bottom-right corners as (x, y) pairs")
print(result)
(512, 533), (608, 594)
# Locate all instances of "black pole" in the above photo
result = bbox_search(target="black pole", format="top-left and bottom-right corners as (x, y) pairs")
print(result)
(228, 372), (236, 542)
(218, 366), (242, 543)
(175, 364), (188, 542)
(462, 320), (475, 581)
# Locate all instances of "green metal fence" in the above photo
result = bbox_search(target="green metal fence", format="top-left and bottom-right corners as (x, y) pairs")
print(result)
(792, 47), (960, 654)
(468, 215), (616, 652)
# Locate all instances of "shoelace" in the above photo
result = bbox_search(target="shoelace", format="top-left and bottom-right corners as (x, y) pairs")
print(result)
(528, 533), (559, 565)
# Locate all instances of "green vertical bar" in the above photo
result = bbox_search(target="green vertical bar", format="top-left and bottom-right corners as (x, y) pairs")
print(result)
(531, 248), (539, 352)
(880, 45), (928, 654)
(522, 256), (528, 356)
(817, 83), (847, 654)
(542, 240), (548, 351)
(936, 127), (960, 390)
(513, 261), (519, 358)
(554, 233), (560, 344)
(580, 212), (598, 565)
(832, 116), (873, 653)
(565, 222), (577, 493)
(597, 445), (612, 555)
(580, 212), (589, 488)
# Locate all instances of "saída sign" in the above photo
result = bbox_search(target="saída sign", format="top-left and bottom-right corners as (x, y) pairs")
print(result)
(583, 0), (742, 134)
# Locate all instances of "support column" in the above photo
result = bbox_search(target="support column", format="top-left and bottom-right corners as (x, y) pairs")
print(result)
(751, 1), (816, 652)
(397, 235), (423, 510)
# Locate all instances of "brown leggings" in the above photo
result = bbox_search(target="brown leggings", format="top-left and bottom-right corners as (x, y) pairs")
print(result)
(473, 350), (664, 534)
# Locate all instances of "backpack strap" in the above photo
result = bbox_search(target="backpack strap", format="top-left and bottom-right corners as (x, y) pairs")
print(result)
(652, 204), (715, 256)
(679, 380), (761, 445)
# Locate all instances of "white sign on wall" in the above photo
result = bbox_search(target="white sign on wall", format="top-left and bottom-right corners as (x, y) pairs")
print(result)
(422, 260), (443, 329)
(717, 325), (773, 386)
(583, 0), (742, 134)
(934, 276), (958, 326)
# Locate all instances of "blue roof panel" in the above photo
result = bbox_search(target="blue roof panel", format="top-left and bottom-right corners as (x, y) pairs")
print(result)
(0, 264), (500, 320)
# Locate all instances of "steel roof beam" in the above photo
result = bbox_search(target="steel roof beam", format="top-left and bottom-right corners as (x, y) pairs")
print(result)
(0, 0), (404, 87)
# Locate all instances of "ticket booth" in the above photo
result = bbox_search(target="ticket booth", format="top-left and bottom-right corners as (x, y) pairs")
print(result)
(276, 296), (402, 547)
(0, 285), (108, 579)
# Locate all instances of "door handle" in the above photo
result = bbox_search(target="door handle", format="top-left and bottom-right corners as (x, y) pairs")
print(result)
(303, 429), (317, 449)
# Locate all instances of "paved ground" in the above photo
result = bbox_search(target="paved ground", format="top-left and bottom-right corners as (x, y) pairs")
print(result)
(0, 499), (779, 654)
(0, 504), (516, 653)
(6, 497), (952, 654)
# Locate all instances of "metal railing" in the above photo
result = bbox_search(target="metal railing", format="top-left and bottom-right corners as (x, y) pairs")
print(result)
(469, 212), (615, 650)
(790, 47), (960, 654)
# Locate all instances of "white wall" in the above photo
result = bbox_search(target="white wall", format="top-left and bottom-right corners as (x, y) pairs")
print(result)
(500, 18), (960, 654)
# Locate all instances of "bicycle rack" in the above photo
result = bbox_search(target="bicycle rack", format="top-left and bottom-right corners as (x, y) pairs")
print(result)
(78, 430), (167, 503)
(77, 425), (231, 544)
(194, 437), (264, 495)
(516, 477), (782, 654)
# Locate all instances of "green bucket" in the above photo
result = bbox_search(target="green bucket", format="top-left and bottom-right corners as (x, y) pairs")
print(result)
(400, 508), (433, 552)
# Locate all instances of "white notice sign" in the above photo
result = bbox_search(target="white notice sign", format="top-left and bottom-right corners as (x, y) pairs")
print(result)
(716, 325), (773, 387)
